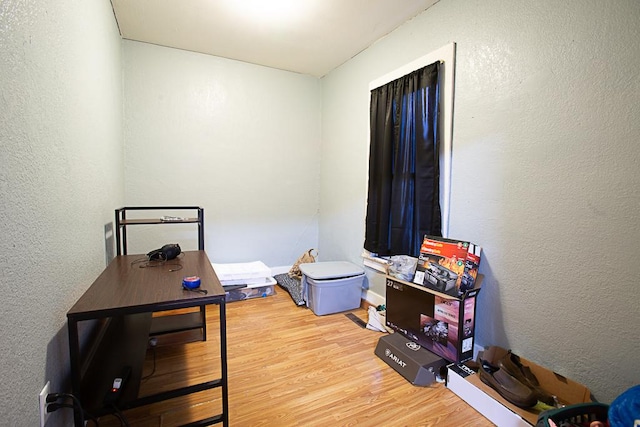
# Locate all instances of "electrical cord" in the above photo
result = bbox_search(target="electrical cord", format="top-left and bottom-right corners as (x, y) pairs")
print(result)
(130, 256), (151, 266)
(109, 404), (130, 427)
(131, 253), (184, 271)
(46, 403), (99, 426)
(46, 393), (91, 426)
(47, 391), (133, 426)
(141, 344), (157, 382)
(182, 285), (208, 295)
(47, 403), (74, 411)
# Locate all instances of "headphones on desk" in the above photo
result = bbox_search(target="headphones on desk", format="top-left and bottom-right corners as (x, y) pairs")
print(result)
(147, 243), (182, 261)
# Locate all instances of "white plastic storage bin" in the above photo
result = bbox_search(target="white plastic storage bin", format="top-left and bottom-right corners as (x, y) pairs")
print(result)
(299, 261), (365, 315)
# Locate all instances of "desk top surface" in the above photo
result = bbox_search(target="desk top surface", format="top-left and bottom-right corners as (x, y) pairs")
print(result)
(68, 250), (225, 319)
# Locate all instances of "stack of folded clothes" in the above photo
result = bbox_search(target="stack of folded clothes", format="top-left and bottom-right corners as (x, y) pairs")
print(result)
(478, 346), (556, 409)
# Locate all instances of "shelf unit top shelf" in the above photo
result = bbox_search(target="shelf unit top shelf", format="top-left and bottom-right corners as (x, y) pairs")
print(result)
(118, 218), (200, 225)
(115, 206), (204, 255)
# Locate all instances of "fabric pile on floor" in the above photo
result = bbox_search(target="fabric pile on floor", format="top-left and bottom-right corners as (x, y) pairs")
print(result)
(274, 273), (305, 306)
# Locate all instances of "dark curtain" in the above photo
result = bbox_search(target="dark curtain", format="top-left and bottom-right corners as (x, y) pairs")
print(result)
(364, 62), (442, 257)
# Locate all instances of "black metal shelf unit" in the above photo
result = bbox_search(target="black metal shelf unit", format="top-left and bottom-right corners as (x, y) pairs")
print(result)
(115, 206), (205, 256)
(114, 206), (207, 340)
(67, 251), (228, 427)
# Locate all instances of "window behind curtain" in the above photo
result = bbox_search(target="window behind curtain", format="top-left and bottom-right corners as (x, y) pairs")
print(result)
(364, 62), (442, 257)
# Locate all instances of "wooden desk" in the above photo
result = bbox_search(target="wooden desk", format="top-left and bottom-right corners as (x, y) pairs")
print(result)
(67, 250), (228, 427)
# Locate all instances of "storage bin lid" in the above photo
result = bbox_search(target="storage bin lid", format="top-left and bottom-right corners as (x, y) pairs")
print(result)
(299, 261), (364, 280)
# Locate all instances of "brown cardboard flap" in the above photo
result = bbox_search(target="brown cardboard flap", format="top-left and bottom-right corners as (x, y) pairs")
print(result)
(526, 362), (591, 405)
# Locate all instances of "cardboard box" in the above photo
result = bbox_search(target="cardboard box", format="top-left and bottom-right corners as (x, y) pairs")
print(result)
(446, 347), (592, 426)
(374, 333), (448, 386)
(385, 275), (482, 363)
(413, 236), (482, 298)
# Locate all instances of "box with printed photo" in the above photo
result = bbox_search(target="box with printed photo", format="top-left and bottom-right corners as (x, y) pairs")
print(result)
(413, 235), (482, 298)
(385, 275), (482, 363)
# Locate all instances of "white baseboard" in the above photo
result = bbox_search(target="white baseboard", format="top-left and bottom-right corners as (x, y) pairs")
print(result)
(362, 289), (385, 307)
(474, 343), (484, 361)
(270, 265), (291, 275)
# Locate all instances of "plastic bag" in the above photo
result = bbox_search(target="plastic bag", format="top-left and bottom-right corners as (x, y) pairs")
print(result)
(288, 249), (318, 279)
(366, 306), (389, 332)
(388, 255), (418, 281)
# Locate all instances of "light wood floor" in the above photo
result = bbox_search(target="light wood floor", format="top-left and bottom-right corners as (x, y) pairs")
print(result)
(98, 288), (492, 427)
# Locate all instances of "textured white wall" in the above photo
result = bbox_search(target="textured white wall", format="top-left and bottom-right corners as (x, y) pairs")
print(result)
(0, 0), (123, 425)
(122, 41), (321, 267)
(2, 1), (638, 424)
(321, 0), (640, 402)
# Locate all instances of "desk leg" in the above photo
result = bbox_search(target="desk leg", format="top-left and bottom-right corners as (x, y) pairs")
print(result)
(201, 305), (207, 341)
(219, 301), (228, 426)
(67, 319), (83, 427)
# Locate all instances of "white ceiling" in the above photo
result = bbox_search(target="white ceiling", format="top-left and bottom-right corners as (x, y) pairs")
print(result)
(110, 0), (439, 78)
